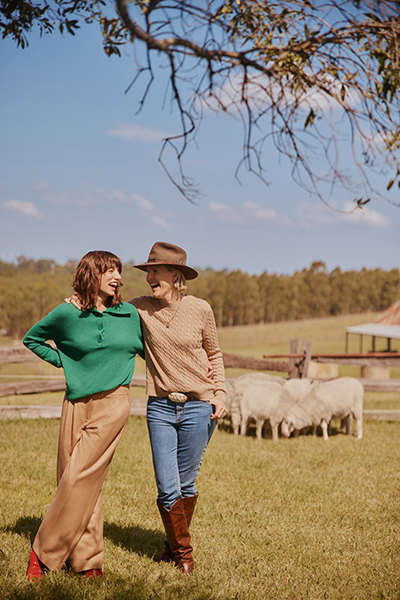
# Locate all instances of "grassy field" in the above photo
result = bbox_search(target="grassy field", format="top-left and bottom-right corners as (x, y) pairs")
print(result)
(1, 314), (400, 598)
(2, 312), (400, 409)
(217, 311), (400, 378)
(0, 416), (399, 600)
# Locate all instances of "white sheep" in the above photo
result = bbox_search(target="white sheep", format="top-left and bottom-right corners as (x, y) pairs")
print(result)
(231, 372), (286, 435)
(225, 379), (234, 415)
(240, 381), (283, 441)
(240, 377), (315, 441)
(215, 379), (234, 430)
(281, 378), (318, 437)
(281, 377), (364, 441)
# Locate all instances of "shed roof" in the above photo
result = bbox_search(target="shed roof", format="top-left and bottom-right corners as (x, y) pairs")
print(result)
(346, 323), (400, 340)
(374, 300), (400, 325)
(346, 300), (400, 340)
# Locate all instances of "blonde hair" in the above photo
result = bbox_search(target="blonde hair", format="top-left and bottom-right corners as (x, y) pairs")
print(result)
(167, 267), (187, 292)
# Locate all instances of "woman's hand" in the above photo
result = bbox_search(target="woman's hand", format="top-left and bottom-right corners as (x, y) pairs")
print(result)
(64, 294), (83, 310)
(211, 399), (228, 421)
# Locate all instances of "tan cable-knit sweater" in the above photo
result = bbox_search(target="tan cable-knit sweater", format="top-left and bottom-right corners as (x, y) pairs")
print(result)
(130, 295), (227, 405)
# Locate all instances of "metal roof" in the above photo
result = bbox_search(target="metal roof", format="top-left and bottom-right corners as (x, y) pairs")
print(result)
(374, 300), (400, 325)
(346, 323), (400, 340)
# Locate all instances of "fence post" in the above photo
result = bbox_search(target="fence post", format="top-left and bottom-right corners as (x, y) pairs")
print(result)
(289, 338), (301, 378)
(299, 338), (313, 378)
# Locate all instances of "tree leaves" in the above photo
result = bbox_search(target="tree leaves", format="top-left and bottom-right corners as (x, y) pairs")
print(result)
(2, 0), (400, 206)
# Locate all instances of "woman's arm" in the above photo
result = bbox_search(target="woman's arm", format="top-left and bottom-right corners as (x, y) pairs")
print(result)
(202, 303), (227, 419)
(23, 308), (63, 368)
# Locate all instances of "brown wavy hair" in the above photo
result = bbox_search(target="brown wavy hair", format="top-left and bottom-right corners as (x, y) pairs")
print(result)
(73, 251), (123, 310)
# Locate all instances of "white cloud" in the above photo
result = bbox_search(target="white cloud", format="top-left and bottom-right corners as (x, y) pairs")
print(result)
(124, 192), (169, 229)
(33, 181), (104, 207)
(208, 197), (391, 230)
(33, 182), (170, 229)
(292, 201), (338, 227)
(106, 122), (172, 142)
(208, 200), (291, 225)
(294, 200), (391, 228)
(198, 71), (360, 117)
(342, 202), (391, 228)
(3, 199), (45, 218)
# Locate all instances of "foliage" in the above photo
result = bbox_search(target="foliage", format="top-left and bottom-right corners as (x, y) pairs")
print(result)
(1, 257), (399, 336)
(187, 261), (400, 327)
(0, 257), (148, 337)
(2, 1), (400, 206)
(0, 416), (399, 599)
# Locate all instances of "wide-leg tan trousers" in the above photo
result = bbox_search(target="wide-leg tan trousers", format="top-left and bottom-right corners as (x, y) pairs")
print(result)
(32, 385), (131, 572)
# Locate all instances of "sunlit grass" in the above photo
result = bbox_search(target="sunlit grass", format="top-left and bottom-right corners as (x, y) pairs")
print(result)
(2, 315), (400, 409)
(218, 313), (400, 379)
(0, 417), (399, 599)
(364, 391), (400, 410)
(217, 312), (385, 356)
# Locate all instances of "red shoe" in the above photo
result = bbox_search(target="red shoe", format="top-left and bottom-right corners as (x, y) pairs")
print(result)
(26, 549), (45, 581)
(84, 569), (103, 579)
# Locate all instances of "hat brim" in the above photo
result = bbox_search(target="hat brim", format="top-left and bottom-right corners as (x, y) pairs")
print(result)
(133, 261), (198, 280)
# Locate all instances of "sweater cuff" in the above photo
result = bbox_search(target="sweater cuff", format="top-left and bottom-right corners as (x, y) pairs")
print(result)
(213, 390), (227, 406)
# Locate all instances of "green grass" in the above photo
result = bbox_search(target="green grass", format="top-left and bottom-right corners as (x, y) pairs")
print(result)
(2, 314), (400, 409)
(363, 392), (400, 410)
(218, 312), (383, 355)
(0, 417), (399, 599)
(217, 311), (400, 378)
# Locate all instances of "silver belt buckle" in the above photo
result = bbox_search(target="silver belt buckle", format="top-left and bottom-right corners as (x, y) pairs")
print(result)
(168, 392), (188, 403)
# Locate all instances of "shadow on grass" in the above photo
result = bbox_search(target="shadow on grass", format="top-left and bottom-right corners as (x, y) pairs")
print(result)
(104, 521), (165, 560)
(2, 517), (164, 562)
(2, 515), (42, 544)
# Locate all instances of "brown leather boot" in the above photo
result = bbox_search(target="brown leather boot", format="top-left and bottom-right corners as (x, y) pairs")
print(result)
(182, 493), (199, 527)
(159, 493), (199, 563)
(157, 498), (194, 575)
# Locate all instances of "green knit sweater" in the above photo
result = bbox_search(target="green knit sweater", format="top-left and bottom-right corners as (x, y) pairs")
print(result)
(23, 302), (144, 400)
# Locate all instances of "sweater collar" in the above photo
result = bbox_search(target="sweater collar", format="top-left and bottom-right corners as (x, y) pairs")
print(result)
(91, 302), (130, 315)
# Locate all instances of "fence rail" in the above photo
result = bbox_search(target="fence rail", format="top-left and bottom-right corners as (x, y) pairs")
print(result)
(1, 342), (400, 399)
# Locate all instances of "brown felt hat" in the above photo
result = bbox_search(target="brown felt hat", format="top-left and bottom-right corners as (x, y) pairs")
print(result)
(133, 241), (198, 280)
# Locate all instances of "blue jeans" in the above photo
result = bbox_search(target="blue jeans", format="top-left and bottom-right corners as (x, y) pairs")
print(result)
(146, 396), (215, 509)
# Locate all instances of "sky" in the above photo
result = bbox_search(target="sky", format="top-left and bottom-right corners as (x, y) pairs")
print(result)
(1, 17), (400, 276)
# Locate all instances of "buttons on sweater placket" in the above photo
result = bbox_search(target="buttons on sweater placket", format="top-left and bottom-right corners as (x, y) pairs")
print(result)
(97, 322), (104, 344)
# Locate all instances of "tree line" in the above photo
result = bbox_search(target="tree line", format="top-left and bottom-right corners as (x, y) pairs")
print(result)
(0, 257), (399, 338)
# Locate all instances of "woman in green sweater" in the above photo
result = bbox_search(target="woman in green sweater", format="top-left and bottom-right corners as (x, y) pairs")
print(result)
(23, 250), (144, 581)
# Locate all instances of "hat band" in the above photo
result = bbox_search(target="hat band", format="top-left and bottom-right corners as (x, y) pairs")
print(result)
(148, 257), (185, 265)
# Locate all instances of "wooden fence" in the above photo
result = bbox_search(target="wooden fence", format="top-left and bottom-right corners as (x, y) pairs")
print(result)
(2, 341), (400, 398)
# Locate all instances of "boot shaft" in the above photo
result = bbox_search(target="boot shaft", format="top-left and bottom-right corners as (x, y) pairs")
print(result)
(157, 497), (194, 574)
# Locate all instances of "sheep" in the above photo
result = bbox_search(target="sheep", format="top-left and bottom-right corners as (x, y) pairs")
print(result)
(240, 381), (283, 441)
(215, 379), (234, 430)
(240, 377), (315, 441)
(231, 372), (286, 435)
(225, 379), (234, 415)
(281, 378), (320, 437)
(281, 377), (364, 441)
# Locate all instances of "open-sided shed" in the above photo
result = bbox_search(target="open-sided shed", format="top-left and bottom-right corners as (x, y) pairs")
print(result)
(346, 301), (400, 352)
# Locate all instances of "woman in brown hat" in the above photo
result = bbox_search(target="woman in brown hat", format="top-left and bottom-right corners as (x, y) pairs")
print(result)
(131, 241), (227, 575)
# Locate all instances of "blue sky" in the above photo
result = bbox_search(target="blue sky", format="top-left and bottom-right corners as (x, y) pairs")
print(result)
(1, 20), (400, 276)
